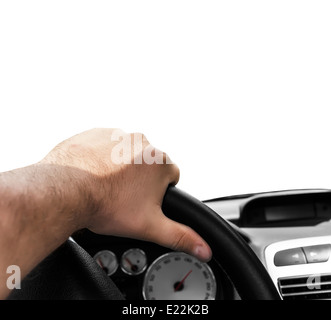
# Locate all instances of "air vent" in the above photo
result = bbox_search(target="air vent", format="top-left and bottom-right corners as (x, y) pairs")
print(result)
(279, 274), (331, 300)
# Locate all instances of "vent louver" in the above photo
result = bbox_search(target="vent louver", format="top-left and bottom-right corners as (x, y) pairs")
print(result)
(279, 274), (331, 300)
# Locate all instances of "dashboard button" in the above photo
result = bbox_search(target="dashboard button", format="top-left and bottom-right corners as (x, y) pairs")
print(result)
(302, 244), (331, 264)
(274, 248), (307, 267)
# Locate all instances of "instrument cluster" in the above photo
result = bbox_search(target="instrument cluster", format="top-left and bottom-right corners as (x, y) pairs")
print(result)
(92, 247), (218, 300)
(74, 232), (235, 300)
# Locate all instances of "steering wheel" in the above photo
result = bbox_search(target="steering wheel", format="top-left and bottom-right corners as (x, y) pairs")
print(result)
(8, 187), (280, 300)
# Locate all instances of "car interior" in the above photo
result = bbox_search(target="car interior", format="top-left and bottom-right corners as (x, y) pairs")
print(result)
(1, 0), (330, 303)
(8, 186), (331, 300)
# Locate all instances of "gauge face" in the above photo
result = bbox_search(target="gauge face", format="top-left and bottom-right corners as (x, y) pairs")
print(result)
(121, 248), (147, 275)
(93, 250), (118, 276)
(143, 252), (216, 300)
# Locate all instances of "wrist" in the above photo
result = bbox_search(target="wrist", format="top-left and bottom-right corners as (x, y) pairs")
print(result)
(0, 163), (96, 241)
(33, 162), (99, 232)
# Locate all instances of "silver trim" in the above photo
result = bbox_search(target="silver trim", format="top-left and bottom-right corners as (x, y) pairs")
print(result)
(282, 289), (331, 297)
(265, 236), (331, 299)
(279, 281), (331, 289)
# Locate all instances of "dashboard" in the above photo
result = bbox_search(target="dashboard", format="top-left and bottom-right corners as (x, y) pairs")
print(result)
(73, 231), (238, 300)
(205, 188), (331, 300)
(74, 189), (331, 300)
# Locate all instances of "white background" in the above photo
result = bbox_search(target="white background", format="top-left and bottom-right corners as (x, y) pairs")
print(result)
(0, 1), (330, 200)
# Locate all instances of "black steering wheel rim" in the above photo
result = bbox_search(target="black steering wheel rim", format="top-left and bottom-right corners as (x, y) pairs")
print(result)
(162, 186), (280, 300)
(8, 186), (280, 300)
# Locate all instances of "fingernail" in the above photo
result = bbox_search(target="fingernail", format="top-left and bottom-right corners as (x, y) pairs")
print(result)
(194, 245), (212, 262)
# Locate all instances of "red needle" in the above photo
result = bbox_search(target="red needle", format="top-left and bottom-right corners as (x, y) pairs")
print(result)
(175, 270), (192, 292)
(98, 258), (105, 269)
(125, 258), (133, 267)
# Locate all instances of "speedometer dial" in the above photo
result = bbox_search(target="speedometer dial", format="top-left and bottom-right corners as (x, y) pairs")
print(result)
(142, 252), (216, 300)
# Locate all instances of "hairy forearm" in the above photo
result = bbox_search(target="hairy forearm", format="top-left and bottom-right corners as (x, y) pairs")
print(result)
(0, 128), (211, 300)
(0, 163), (95, 299)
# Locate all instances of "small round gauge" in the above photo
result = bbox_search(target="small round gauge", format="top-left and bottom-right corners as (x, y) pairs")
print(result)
(143, 252), (216, 300)
(93, 250), (118, 276)
(121, 248), (147, 275)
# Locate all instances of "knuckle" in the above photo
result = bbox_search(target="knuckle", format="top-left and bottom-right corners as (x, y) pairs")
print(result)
(162, 152), (169, 165)
(131, 132), (148, 142)
(166, 163), (180, 184)
(172, 163), (180, 177)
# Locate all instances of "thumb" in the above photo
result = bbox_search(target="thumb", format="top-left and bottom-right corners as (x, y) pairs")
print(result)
(145, 210), (212, 262)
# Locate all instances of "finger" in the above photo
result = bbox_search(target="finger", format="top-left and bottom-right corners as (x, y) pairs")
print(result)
(144, 210), (212, 262)
(166, 162), (180, 185)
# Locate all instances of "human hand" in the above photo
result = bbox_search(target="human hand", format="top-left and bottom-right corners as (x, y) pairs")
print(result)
(42, 128), (212, 262)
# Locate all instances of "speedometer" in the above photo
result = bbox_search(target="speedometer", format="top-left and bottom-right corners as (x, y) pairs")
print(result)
(142, 252), (216, 300)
